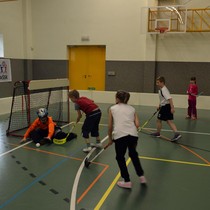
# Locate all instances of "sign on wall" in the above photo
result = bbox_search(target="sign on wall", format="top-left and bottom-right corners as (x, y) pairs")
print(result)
(0, 59), (12, 82)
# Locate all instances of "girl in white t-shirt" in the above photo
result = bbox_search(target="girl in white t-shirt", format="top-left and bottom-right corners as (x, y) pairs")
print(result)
(107, 90), (146, 189)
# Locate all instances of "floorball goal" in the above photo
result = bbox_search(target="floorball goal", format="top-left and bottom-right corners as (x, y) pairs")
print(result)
(6, 79), (70, 137)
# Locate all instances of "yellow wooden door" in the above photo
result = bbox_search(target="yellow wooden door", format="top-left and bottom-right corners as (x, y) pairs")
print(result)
(68, 45), (105, 90)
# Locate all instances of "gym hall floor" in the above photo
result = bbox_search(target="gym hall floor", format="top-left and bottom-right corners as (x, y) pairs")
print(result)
(0, 104), (210, 210)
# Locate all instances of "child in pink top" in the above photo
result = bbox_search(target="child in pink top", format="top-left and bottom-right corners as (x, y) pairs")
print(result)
(186, 77), (198, 120)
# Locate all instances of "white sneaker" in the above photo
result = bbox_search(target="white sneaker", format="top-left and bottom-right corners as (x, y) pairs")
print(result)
(171, 133), (182, 142)
(90, 142), (103, 148)
(117, 181), (132, 189)
(83, 146), (92, 153)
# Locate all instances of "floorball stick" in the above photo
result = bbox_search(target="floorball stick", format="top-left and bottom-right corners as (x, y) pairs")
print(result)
(138, 110), (158, 132)
(190, 91), (203, 97)
(84, 144), (110, 168)
(69, 123), (76, 133)
(53, 123), (77, 144)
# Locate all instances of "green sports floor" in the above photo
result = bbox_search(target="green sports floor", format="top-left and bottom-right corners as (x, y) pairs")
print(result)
(0, 104), (210, 210)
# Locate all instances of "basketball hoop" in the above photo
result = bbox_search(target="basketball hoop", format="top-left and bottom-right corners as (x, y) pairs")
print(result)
(155, 27), (168, 39)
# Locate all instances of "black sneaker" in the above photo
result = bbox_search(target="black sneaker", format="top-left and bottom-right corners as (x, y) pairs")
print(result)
(171, 133), (182, 142)
(150, 132), (161, 137)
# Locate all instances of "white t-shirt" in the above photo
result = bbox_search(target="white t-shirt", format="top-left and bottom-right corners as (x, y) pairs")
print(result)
(110, 103), (138, 140)
(159, 86), (172, 106)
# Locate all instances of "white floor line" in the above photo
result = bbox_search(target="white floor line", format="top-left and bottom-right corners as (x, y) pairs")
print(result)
(0, 140), (33, 157)
(70, 135), (109, 210)
(0, 122), (75, 158)
(147, 127), (210, 136)
(178, 130), (210, 136)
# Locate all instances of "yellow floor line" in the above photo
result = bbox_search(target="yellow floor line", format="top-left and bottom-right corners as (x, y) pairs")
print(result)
(94, 155), (210, 209)
(140, 156), (210, 167)
(94, 158), (131, 210)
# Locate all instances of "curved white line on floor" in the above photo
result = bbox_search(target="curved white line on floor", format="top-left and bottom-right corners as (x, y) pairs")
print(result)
(70, 135), (109, 210)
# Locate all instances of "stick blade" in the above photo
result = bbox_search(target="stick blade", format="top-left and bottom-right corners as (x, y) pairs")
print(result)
(84, 158), (90, 168)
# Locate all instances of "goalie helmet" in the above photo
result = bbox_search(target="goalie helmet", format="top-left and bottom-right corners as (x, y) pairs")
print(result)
(37, 108), (48, 118)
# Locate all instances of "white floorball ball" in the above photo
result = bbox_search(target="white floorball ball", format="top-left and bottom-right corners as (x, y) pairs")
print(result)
(36, 143), (40, 147)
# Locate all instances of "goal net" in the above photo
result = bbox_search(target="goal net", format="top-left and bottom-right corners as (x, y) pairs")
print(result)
(7, 79), (70, 137)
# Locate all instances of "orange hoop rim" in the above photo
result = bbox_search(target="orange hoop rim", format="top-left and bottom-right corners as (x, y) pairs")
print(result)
(155, 27), (168, 33)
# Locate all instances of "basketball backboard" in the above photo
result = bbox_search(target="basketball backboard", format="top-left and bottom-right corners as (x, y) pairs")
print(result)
(141, 5), (187, 34)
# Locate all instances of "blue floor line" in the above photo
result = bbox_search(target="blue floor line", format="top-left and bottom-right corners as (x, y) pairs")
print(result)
(0, 147), (82, 209)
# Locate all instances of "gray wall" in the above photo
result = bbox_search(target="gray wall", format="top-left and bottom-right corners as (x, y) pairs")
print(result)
(106, 61), (156, 93)
(1, 59), (209, 98)
(155, 62), (210, 95)
(106, 60), (210, 95)
(32, 60), (68, 80)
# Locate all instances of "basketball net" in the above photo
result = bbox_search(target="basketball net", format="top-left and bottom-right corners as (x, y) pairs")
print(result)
(155, 27), (168, 39)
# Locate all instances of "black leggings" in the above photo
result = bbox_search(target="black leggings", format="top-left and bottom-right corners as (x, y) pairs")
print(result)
(30, 126), (61, 143)
(114, 135), (144, 182)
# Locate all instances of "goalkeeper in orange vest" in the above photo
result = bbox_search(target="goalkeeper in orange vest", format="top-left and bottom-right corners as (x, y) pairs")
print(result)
(20, 108), (59, 145)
